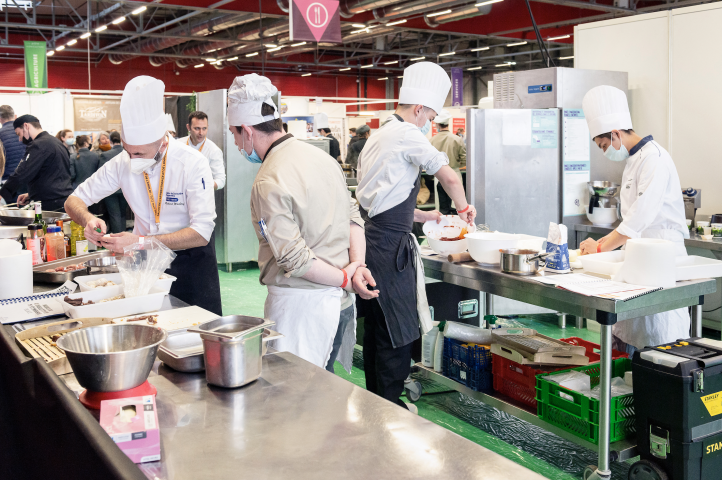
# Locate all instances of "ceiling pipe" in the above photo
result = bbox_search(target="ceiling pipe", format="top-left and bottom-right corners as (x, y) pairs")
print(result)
(374, 0), (476, 23)
(150, 40), (236, 66)
(339, 0), (408, 18)
(277, 0), (290, 13)
(342, 26), (396, 42)
(425, 3), (493, 27)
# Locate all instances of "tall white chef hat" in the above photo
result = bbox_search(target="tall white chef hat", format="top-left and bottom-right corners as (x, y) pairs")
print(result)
(314, 112), (329, 129)
(227, 73), (279, 127)
(434, 109), (451, 125)
(120, 75), (167, 145)
(165, 113), (176, 133)
(398, 62), (451, 115)
(582, 85), (633, 139)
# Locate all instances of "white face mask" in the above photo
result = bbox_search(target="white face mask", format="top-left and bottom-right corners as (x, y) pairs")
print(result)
(415, 108), (431, 135)
(129, 138), (165, 175)
(603, 131), (629, 162)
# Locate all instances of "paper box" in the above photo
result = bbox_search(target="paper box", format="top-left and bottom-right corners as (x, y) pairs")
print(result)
(99, 395), (161, 463)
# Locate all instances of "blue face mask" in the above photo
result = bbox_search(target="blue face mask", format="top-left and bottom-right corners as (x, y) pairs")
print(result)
(415, 110), (431, 136)
(604, 132), (629, 162)
(242, 130), (262, 164)
(65, 137), (75, 146)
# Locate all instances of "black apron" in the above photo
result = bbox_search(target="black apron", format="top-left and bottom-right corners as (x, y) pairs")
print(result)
(165, 231), (223, 316)
(359, 175), (421, 348)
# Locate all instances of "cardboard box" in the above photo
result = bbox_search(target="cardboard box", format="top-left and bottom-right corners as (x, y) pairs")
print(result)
(99, 395), (161, 463)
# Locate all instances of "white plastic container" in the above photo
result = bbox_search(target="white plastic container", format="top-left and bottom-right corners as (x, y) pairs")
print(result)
(579, 250), (626, 276)
(433, 324), (445, 373)
(421, 321), (440, 367)
(61, 285), (167, 319)
(675, 256), (722, 281)
(585, 206), (618, 226)
(466, 232), (546, 265)
(74, 273), (176, 293)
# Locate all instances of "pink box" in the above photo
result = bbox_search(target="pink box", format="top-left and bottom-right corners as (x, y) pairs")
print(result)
(99, 395), (161, 464)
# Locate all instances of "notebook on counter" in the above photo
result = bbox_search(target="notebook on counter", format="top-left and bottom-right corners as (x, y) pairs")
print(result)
(0, 281), (77, 325)
(531, 273), (663, 301)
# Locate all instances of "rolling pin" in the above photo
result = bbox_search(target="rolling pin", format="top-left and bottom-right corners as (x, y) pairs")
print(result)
(447, 252), (473, 263)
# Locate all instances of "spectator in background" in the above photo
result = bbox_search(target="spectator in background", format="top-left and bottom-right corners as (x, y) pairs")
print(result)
(56, 129), (76, 156)
(97, 131), (128, 233)
(0, 105), (26, 201)
(69, 135), (99, 189)
(314, 113), (341, 163)
(430, 111), (466, 215)
(345, 124), (370, 170)
(178, 111), (226, 190)
(96, 131), (112, 152)
(0, 138), (5, 179)
(348, 127), (358, 148)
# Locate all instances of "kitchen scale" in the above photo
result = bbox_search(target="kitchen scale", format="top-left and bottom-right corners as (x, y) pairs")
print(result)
(79, 381), (157, 410)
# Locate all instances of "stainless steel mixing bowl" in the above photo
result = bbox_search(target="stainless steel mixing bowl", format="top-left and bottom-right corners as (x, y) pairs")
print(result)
(587, 181), (620, 197)
(57, 324), (167, 392)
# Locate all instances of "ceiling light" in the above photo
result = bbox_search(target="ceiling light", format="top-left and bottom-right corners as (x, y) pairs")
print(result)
(350, 28), (370, 34)
(301, 73), (312, 77)
(475, 0), (504, 6)
(359, 112), (375, 116)
(383, 60), (398, 65)
(56, 45), (65, 51)
(227, 56), (238, 61)
(378, 77), (388, 80)
(194, 64), (204, 68)
(410, 56), (425, 61)
(438, 51), (455, 57)
(547, 34), (571, 41)
(209, 61), (217, 65)
(352, 23), (365, 28)
(131, 6), (146, 15)
(216, 59), (223, 62)
(264, 44), (277, 48)
(80, 32), (91, 39)
(397, 76), (403, 78)
(507, 41), (527, 47)
(495, 63), (514, 67)
(268, 46), (283, 52)
(95, 25), (107, 32)
(427, 9), (452, 17)
(67, 39), (77, 46)
(386, 19), (406, 26)
(291, 41), (306, 47)
(471, 46), (489, 52)
(205, 58), (214, 62)
(246, 52), (258, 57)
(339, 67), (351, 71)
(467, 66), (482, 71)
(112, 17), (125, 25)
(360, 64), (373, 68)
(47, 50), (55, 56)
(559, 56), (574, 60)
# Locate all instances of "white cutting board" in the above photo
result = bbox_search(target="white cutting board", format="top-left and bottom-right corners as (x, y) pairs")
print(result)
(113, 306), (219, 332)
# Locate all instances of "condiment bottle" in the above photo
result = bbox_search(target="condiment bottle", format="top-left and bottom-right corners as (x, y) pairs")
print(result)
(70, 221), (85, 256)
(46, 226), (66, 261)
(32, 202), (47, 234)
(56, 220), (71, 258)
(26, 225), (44, 265)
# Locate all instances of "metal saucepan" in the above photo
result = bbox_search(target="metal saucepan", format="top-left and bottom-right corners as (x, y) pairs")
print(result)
(500, 249), (550, 276)
(0, 208), (70, 226)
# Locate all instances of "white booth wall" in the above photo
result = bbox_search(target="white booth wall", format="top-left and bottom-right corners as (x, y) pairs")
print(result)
(0, 91), (66, 135)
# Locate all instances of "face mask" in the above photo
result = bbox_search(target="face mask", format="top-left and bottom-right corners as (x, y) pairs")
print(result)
(604, 132), (629, 162)
(65, 138), (75, 146)
(415, 109), (431, 136)
(130, 138), (165, 175)
(241, 129), (262, 164)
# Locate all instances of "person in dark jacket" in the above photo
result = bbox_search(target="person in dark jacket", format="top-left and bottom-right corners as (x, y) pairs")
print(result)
(345, 124), (370, 169)
(0, 115), (72, 211)
(97, 131), (128, 233)
(69, 135), (98, 189)
(0, 105), (26, 202)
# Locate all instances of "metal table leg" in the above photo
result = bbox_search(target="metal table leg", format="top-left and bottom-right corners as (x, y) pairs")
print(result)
(484, 292), (494, 316)
(558, 313), (567, 329)
(576, 316), (585, 329)
(691, 295), (704, 337)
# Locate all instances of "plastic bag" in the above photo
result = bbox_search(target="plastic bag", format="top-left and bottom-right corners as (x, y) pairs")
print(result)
(116, 237), (176, 297)
(589, 377), (634, 400)
(444, 321), (492, 344)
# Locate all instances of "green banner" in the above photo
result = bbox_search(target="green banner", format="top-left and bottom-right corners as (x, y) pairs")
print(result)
(24, 41), (48, 93)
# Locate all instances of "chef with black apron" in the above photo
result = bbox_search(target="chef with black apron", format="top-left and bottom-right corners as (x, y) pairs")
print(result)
(355, 62), (476, 410)
(64, 75), (222, 315)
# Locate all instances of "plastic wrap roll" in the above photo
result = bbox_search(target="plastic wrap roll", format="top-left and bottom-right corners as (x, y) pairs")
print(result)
(614, 238), (677, 288)
(443, 321), (492, 344)
(0, 243), (33, 300)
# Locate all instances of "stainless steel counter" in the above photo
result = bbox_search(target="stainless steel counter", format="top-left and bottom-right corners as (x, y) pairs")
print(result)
(58, 352), (546, 480)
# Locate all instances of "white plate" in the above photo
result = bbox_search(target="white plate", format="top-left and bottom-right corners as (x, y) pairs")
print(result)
(61, 285), (167, 319)
(74, 273), (176, 293)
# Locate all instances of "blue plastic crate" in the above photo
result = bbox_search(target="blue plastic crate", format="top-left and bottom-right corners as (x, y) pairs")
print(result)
(444, 338), (492, 371)
(442, 338), (494, 393)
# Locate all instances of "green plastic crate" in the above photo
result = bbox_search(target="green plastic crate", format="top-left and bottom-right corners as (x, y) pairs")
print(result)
(535, 358), (636, 445)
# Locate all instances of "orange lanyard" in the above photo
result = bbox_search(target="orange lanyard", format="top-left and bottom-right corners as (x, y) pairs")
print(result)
(143, 147), (168, 226)
(187, 137), (205, 153)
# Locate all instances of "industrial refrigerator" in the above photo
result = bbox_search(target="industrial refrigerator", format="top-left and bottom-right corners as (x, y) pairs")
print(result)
(467, 67), (629, 242)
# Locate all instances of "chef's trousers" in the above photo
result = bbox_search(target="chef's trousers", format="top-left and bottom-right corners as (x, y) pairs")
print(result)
(363, 298), (412, 410)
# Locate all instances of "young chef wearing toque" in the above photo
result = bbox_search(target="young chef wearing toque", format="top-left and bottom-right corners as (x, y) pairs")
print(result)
(228, 73), (375, 373)
(65, 76), (222, 315)
(430, 110), (467, 215)
(579, 85), (689, 354)
(314, 112), (341, 163)
(355, 62), (476, 410)
(178, 111), (226, 190)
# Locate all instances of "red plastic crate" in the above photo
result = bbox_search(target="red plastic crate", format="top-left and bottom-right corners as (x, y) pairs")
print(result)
(491, 338), (629, 409)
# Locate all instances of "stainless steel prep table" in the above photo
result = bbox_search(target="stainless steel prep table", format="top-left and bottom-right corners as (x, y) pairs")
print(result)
(420, 254), (716, 477)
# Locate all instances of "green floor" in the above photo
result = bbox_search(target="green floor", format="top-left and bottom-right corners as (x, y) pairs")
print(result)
(217, 266), (608, 479)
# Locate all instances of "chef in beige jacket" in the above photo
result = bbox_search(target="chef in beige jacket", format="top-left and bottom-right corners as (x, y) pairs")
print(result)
(226, 74), (376, 373)
(429, 110), (466, 215)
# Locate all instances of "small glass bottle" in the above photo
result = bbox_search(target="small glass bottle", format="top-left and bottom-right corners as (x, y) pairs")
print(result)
(33, 201), (47, 234)
(56, 220), (71, 258)
(70, 221), (85, 256)
(26, 225), (44, 265)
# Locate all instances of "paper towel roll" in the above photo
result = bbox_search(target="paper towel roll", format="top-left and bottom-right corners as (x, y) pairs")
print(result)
(614, 238), (677, 288)
(0, 249), (33, 300)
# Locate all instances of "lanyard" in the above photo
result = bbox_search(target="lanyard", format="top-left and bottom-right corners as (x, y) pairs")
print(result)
(143, 147), (168, 227)
(187, 137), (205, 153)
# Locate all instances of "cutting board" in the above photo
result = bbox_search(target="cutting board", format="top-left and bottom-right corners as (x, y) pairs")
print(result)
(113, 306), (219, 332)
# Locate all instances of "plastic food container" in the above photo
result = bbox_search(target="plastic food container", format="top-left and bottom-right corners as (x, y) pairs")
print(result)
(61, 285), (167, 319)
(75, 273), (176, 293)
(712, 224), (722, 237)
(585, 205), (618, 227)
(696, 221), (710, 234)
(578, 250), (625, 276)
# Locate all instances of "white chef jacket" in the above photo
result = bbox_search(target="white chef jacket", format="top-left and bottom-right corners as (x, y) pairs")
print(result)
(178, 136), (226, 190)
(73, 137), (216, 243)
(356, 115), (449, 217)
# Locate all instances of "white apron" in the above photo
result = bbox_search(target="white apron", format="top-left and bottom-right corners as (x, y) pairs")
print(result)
(264, 286), (356, 371)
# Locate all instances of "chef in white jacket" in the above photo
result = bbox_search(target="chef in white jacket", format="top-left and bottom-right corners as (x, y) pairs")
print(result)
(178, 110), (226, 190)
(579, 85), (690, 354)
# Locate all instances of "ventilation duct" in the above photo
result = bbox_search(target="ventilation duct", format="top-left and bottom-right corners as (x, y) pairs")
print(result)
(424, 3), (493, 27)
(277, 0), (289, 13)
(339, 0), (408, 18)
(374, 0), (476, 23)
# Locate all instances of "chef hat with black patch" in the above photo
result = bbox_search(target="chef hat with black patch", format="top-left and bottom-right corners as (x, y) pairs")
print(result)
(227, 74), (279, 127)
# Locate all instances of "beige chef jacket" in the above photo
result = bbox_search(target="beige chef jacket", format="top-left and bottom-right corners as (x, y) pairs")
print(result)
(250, 135), (363, 309)
(430, 130), (466, 170)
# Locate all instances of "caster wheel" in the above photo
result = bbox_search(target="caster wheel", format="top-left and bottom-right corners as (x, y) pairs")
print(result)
(628, 460), (668, 480)
(404, 380), (422, 403)
(583, 466), (598, 480)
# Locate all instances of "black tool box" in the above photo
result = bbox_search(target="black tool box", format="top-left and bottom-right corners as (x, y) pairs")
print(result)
(630, 338), (722, 480)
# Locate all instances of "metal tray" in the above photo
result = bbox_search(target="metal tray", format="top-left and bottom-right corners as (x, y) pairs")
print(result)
(0, 208), (70, 226)
(32, 250), (115, 284)
(158, 330), (205, 372)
